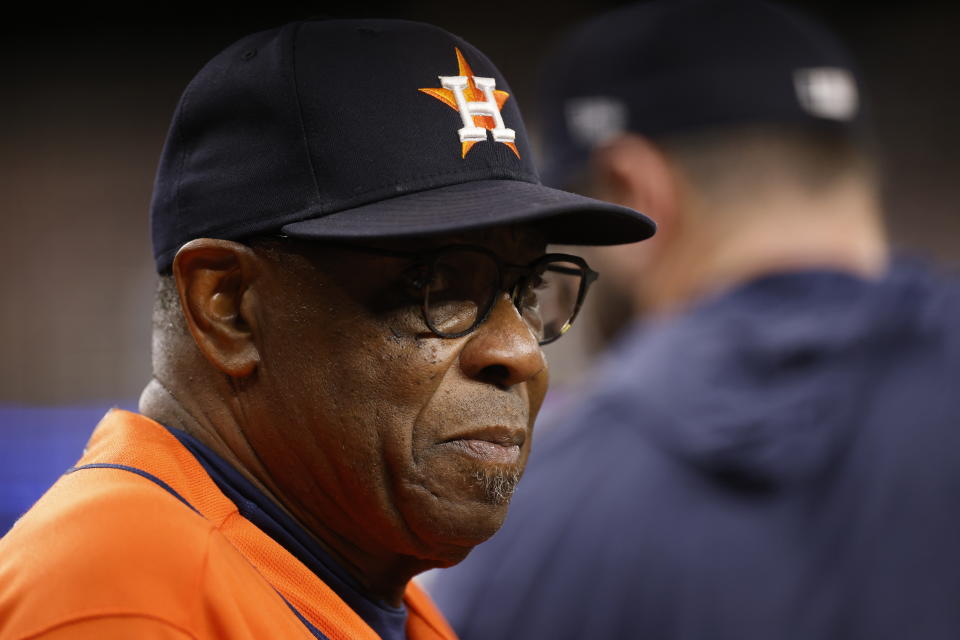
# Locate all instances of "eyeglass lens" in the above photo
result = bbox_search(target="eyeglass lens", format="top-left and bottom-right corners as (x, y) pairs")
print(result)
(521, 260), (584, 343)
(422, 248), (585, 344)
(423, 247), (499, 336)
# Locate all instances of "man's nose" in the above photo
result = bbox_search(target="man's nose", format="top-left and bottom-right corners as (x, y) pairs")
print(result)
(459, 293), (547, 388)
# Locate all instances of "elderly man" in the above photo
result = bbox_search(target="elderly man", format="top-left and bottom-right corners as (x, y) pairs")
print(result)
(0, 19), (653, 640)
(431, 2), (960, 639)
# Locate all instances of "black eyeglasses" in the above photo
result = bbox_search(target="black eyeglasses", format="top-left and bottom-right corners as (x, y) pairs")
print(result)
(268, 237), (598, 345)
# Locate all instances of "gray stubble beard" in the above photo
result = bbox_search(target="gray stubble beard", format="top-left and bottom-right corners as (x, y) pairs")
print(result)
(471, 467), (521, 505)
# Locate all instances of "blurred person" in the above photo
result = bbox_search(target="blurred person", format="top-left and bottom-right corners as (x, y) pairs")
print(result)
(429, 1), (960, 639)
(0, 18), (654, 640)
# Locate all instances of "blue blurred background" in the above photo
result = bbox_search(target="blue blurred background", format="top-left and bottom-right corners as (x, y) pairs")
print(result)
(0, 406), (133, 532)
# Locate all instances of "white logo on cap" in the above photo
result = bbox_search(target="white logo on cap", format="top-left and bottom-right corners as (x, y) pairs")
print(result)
(440, 75), (516, 145)
(420, 48), (519, 159)
(565, 97), (628, 147)
(794, 67), (859, 121)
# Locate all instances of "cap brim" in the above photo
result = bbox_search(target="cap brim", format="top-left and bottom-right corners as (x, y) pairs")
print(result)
(280, 179), (655, 246)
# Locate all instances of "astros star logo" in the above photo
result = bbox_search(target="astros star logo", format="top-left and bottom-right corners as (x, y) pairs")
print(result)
(420, 48), (520, 159)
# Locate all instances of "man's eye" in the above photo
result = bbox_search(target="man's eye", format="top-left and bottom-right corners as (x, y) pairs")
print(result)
(401, 264), (454, 296)
(402, 264), (429, 291)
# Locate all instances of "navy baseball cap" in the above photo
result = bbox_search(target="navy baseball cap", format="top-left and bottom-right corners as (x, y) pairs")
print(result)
(149, 19), (656, 273)
(539, 0), (867, 188)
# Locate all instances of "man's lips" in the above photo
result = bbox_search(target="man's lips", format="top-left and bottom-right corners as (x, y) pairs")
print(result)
(440, 426), (526, 464)
(442, 425), (526, 447)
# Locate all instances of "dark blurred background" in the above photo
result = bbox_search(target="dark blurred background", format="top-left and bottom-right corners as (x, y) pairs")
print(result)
(3, 0), (959, 406)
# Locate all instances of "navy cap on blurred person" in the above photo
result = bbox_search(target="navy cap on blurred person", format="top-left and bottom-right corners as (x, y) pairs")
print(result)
(538, 0), (867, 188)
(149, 18), (656, 273)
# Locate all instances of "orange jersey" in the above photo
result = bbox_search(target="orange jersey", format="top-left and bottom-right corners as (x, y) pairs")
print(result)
(0, 409), (457, 640)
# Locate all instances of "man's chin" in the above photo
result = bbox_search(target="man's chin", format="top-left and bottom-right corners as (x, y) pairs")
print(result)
(412, 525), (503, 569)
(400, 487), (517, 564)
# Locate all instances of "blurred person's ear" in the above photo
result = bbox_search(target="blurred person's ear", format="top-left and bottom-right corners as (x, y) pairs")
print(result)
(590, 134), (681, 237)
(589, 134), (683, 282)
(574, 135), (686, 335)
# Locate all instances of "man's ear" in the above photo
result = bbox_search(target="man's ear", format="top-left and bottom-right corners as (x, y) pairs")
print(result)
(172, 238), (261, 378)
(590, 133), (681, 236)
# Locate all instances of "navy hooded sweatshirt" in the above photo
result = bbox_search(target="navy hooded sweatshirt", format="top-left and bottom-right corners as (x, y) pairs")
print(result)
(430, 260), (960, 640)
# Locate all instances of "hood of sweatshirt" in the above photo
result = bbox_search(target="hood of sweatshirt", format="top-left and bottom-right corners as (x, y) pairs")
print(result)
(574, 259), (957, 489)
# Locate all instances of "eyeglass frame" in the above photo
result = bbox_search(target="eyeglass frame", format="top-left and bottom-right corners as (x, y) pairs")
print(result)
(264, 235), (599, 345)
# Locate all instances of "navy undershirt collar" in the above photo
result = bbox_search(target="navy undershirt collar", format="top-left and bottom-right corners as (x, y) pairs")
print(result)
(165, 426), (408, 640)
